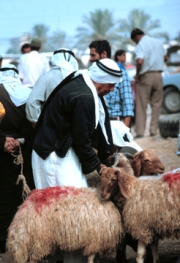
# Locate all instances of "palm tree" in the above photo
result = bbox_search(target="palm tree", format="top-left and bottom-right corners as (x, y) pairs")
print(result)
(44, 30), (68, 52)
(6, 38), (20, 54)
(75, 9), (121, 55)
(118, 9), (169, 44)
(119, 9), (160, 35)
(31, 24), (49, 50)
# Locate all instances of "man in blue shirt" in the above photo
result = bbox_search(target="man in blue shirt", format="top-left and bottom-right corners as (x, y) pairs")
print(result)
(89, 40), (134, 127)
(105, 69), (134, 127)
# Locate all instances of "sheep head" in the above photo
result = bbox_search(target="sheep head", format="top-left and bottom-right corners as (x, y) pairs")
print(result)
(100, 167), (119, 200)
(131, 149), (165, 177)
(100, 167), (136, 201)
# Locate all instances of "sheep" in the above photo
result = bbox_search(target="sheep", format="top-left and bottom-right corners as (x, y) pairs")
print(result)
(86, 153), (134, 190)
(87, 150), (165, 191)
(87, 150), (165, 262)
(6, 185), (123, 263)
(100, 166), (180, 263)
(87, 151), (164, 263)
(104, 149), (165, 177)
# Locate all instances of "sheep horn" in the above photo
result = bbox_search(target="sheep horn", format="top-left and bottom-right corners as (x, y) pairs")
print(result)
(111, 153), (121, 167)
(123, 152), (134, 160)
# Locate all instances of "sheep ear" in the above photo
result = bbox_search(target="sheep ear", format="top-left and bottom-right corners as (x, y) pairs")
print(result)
(132, 152), (142, 177)
(117, 170), (131, 199)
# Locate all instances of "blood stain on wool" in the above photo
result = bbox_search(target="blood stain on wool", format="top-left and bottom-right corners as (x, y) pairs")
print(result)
(163, 171), (180, 187)
(21, 186), (82, 211)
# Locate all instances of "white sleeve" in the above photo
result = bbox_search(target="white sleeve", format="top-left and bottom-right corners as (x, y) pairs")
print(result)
(25, 74), (46, 123)
(43, 57), (50, 73)
(18, 57), (24, 79)
(134, 44), (144, 60)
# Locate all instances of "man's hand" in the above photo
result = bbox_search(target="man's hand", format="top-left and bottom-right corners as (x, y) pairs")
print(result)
(135, 58), (143, 84)
(100, 163), (107, 169)
(4, 137), (20, 153)
(97, 163), (107, 174)
(134, 74), (140, 84)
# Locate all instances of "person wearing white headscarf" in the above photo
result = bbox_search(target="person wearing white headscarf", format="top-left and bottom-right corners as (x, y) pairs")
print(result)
(0, 64), (33, 253)
(0, 64), (32, 107)
(32, 58), (122, 188)
(26, 48), (79, 126)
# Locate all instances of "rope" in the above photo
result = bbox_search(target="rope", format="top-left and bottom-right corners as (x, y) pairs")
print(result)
(11, 145), (31, 200)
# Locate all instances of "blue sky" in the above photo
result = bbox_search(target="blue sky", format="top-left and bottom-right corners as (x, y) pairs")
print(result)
(0, 0), (180, 54)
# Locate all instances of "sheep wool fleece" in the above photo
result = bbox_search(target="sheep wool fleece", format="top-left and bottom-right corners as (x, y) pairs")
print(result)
(6, 186), (123, 263)
(122, 171), (180, 244)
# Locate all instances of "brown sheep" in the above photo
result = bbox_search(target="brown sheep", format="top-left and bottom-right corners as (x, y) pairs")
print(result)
(6, 186), (123, 263)
(100, 166), (180, 263)
(87, 150), (165, 190)
(88, 150), (165, 262)
(104, 149), (165, 177)
(86, 150), (164, 262)
(87, 153), (134, 189)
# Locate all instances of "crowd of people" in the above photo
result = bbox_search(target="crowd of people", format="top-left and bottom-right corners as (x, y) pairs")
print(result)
(0, 28), (166, 262)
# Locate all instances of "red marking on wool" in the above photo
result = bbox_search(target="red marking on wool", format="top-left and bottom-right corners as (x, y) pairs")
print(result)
(21, 186), (83, 212)
(163, 171), (180, 187)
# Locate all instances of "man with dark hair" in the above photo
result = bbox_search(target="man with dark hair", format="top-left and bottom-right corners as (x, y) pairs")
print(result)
(130, 28), (144, 40)
(106, 48), (134, 128)
(89, 39), (134, 128)
(89, 39), (111, 61)
(18, 38), (49, 87)
(130, 28), (166, 138)
(21, 43), (31, 54)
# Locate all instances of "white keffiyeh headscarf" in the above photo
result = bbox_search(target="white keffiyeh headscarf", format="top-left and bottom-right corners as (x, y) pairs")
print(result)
(50, 48), (79, 79)
(74, 58), (122, 143)
(0, 64), (32, 106)
(88, 58), (122, 84)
